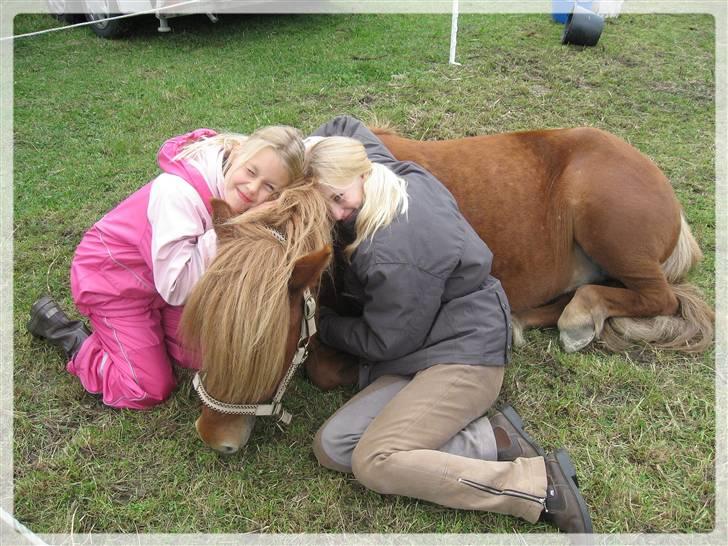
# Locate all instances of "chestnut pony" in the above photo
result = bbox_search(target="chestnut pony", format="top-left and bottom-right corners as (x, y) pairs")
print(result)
(306, 126), (713, 392)
(372, 126), (713, 354)
(180, 185), (332, 454)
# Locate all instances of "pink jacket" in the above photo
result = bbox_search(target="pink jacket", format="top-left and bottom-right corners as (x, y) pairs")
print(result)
(71, 129), (220, 316)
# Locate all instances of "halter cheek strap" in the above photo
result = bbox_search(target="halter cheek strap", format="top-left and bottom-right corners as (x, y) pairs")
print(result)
(192, 224), (319, 424)
(192, 287), (317, 425)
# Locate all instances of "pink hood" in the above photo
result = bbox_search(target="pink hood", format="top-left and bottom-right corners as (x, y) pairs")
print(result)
(156, 128), (218, 215)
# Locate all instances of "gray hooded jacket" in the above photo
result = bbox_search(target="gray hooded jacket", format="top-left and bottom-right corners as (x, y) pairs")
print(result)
(313, 116), (512, 389)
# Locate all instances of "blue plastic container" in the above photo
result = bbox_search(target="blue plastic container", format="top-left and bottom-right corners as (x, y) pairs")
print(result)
(552, 0), (593, 24)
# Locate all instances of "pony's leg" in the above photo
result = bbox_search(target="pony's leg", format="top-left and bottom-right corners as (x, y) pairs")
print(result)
(516, 293), (574, 328)
(557, 270), (678, 352)
(513, 293), (574, 346)
(305, 339), (358, 390)
(554, 147), (682, 352)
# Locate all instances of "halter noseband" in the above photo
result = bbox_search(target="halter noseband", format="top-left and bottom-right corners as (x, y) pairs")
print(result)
(192, 225), (317, 424)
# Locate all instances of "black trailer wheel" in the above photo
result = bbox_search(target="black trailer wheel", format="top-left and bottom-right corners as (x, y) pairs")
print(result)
(84, 0), (128, 38)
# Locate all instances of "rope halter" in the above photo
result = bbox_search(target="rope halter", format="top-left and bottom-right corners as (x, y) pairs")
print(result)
(192, 224), (317, 425)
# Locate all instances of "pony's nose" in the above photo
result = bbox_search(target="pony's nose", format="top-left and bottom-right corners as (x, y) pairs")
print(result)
(217, 444), (239, 455)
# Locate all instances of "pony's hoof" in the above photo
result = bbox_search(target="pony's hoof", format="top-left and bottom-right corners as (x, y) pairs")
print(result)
(559, 324), (595, 352)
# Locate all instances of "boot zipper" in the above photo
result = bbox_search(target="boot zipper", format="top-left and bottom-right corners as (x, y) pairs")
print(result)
(495, 291), (512, 360)
(458, 477), (547, 509)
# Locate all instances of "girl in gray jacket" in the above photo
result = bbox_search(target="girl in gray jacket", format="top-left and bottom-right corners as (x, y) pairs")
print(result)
(306, 116), (592, 533)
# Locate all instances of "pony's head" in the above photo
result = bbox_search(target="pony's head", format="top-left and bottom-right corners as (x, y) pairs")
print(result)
(180, 185), (332, 454)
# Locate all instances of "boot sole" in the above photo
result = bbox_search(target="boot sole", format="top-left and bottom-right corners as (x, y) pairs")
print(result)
(554, 448), (593, 533)
(498, 404), (546, 457)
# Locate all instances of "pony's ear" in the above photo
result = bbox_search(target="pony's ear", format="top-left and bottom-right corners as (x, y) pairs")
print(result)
(211, 198), (237, 240)
(289, 246), (332, 292)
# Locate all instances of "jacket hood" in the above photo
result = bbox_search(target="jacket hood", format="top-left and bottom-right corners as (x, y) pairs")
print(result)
(157, 128), (218, 181)
(156, 128), (218, 214)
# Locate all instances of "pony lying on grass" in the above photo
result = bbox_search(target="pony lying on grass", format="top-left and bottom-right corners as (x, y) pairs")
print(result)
(375, 126), (713, 354)
(305, 125), (714, 390)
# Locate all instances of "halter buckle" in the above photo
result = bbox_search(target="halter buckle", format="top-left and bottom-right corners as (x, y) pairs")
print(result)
(304, 293), (316, 320)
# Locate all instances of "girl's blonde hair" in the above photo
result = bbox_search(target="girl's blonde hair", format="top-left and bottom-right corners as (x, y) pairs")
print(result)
(176, 126), (306, 192)
(306, 136), (408, 258)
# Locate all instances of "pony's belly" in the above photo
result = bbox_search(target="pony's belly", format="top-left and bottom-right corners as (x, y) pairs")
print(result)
(564, 245), (606, 294)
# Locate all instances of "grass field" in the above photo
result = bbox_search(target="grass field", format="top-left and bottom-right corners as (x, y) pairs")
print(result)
(10, 11), (716, 535)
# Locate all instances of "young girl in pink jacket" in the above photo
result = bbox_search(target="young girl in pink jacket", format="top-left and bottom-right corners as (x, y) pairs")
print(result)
(28, 126), (306, 409)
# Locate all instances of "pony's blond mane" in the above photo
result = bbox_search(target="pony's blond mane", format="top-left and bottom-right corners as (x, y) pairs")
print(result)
(180, 183), (332, 404)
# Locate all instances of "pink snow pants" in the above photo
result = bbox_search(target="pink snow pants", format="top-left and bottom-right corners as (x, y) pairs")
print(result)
(69, 228), (200, 410)
(67, 304), (199, 409)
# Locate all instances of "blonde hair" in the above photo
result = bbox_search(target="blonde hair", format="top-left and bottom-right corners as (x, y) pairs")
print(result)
(306, 136), (408, 258)
(176, 126), (306, 193)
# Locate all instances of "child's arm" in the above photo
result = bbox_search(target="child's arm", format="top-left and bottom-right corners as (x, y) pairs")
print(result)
(148, 174), (217, 306)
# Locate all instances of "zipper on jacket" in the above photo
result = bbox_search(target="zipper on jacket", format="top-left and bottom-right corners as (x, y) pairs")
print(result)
(458, 477), (547, 509)
(495, 291), (512, 361)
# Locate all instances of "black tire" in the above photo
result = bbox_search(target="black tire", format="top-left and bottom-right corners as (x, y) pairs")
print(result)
(83, 1), (128, 38)
(85, 15), (127, 38)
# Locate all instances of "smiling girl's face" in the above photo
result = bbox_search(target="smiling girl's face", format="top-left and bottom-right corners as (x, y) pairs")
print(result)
(224, 147), (289, 213)
(318, 173), (366, 222)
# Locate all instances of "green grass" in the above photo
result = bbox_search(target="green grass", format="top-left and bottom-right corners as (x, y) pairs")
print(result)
(11, 12), (716, 534)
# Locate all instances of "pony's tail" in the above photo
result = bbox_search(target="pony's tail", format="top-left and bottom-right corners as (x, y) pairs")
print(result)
(601, 283), (714, 353)
(600, 214), (714, 353)
(367, 117), (399, 136)
(662, 213), (703, 283)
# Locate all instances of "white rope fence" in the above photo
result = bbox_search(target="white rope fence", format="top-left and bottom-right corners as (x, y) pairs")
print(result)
(0, 0), (200, 41)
